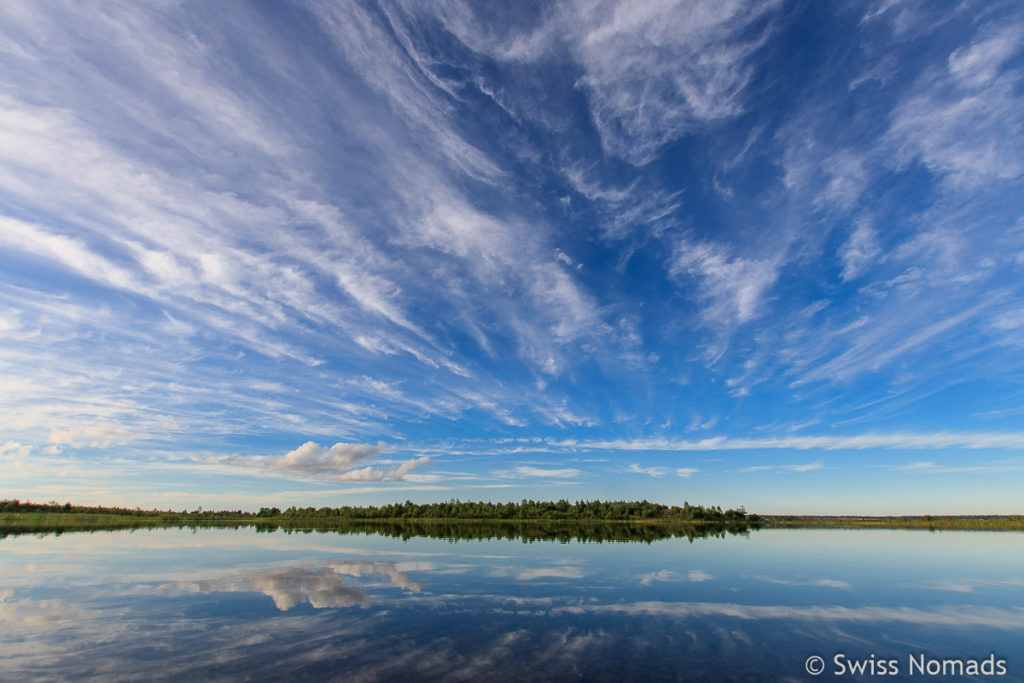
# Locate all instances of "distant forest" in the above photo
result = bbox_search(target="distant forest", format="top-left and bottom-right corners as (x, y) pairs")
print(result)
(0, 498), (757, 523)
(259, 499), (756, 522)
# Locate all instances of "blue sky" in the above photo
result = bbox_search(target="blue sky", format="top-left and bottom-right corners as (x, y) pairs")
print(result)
(1, 0), (1023, 514)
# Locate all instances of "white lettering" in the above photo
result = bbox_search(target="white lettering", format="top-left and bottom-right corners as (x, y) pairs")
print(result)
(836, 652), (1007, 677)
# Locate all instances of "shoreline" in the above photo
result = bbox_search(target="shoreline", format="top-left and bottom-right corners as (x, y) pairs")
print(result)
(761, 515), (1024, 530)
(2, 511), (1023, 535)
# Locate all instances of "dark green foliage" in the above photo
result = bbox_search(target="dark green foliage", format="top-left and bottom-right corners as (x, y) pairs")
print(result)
(0, 502), (757, 543)
(0, 498), (758, 538)
(269, 498), (752, 522)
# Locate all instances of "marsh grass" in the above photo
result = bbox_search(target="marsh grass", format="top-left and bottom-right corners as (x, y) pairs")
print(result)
(762, 515), (1024, 531)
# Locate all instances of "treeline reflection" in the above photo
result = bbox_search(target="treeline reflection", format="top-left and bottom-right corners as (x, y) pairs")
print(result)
(254, 519), (756, 543)
(4, 519), (757, 543)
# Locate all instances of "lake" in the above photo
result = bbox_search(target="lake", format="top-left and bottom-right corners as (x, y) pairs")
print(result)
(2, 525), (1022, 681)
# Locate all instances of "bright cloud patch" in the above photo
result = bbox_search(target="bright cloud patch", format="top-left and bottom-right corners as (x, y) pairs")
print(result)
(0, 441), (32, 459)
(513, 466), (582, 479)
(275, 442), (382, 475)
(214, 442), (429, 482)
(48, 427), (135, 450)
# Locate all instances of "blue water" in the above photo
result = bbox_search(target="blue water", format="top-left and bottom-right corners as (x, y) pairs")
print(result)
(2, 527), (1022, 681)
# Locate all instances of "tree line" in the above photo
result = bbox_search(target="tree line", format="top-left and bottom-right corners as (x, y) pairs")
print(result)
(257, 499), (758, 522)
(2, 498), (758, 523)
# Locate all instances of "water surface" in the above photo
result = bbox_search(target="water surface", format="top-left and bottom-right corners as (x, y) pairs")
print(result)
(2, 526), (1022, 681)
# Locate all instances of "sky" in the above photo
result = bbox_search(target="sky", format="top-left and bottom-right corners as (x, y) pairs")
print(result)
(1, 0), (1023, 514)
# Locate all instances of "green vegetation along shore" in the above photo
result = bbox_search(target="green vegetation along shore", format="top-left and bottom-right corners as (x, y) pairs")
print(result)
(762, 515), (1024, 530)
(3, 500), (1021, 539)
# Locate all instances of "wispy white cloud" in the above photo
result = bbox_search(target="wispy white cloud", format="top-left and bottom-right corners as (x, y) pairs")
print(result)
(816, 151), (870, 211)
(511, 466), (582, 479)
(625, 463), (669, 477)
(735, 462), (823, 474)
(553, 432), (1024, 452)
(991, 308), (1024, 331)
(562, 167), (683, 241)
(0, 0), (636, 453)
(670, 238), (780, 328)
(887, 23), (1024, 189)
(892, 460), (1024, 474)
(839, 218), (881, 282)
(570, 0), (779, 164)
(48, 426), (136, 450)
(417, 0), (780, 166)
(789, 302), (993, 387)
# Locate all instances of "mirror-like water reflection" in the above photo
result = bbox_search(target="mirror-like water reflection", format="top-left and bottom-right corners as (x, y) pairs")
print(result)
(2, 526), (1022, 681)
(1, 519), (758, 543)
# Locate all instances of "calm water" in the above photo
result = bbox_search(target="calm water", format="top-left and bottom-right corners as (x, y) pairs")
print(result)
(2, 526), (1022, 681)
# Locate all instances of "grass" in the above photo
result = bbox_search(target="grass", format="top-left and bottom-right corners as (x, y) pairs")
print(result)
(761, 515), (1024, 530)
(0, 511), (251, 536)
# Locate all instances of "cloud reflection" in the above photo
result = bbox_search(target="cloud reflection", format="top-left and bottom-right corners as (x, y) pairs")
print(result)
(489, 564), (589, 581)
(553, 601), (1024, 630)
(638, 569), (714, 584)
(754, 575), (851, 590)
(160, 560), (421, 611)
(0, 594), (83, 628)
